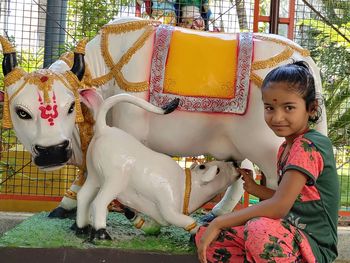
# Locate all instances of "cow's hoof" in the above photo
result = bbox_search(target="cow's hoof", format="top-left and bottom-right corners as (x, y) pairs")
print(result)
(48, 207), (75, 219)
(71, 222), (91, 236)
(200, 212), (216, 223)
(89, 228), (112, 241)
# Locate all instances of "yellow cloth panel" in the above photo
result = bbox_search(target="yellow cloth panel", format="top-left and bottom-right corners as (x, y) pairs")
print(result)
(163, 30), (238, 98)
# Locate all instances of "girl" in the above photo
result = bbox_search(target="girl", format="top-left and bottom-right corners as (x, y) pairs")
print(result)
(195, 61), (339, 263)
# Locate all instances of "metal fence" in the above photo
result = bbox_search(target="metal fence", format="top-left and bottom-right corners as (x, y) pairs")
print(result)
(0, 0), (349, 214)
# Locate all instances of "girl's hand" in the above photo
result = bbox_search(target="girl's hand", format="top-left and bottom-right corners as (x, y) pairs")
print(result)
(197, 221), (221, 263)
(238, 168), (258, 194)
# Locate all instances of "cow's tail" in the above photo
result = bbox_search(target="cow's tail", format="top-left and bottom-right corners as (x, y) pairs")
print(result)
(95, 94), (179, 135)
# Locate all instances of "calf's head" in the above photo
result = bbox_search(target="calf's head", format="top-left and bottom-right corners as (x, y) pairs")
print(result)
(191, 161), (240, 188)
(0, 37), (98, 171)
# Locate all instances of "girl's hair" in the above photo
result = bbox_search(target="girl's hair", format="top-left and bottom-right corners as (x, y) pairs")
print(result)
(261, 61), (321, 123)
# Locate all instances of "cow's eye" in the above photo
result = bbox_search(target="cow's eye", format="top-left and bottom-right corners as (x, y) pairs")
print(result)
(15, 108), (32, 120)
(68, 102), (75, 114)
(199, 164), (206, 170)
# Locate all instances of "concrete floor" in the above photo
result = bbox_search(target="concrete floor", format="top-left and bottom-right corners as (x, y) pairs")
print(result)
(0, 212), (349, 262)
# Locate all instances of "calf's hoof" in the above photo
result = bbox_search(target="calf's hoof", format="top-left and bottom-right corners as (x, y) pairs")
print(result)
(48, 207), (75, 219)
(89, 228), (112, 241)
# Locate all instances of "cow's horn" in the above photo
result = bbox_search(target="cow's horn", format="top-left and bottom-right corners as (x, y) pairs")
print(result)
(70, 38), (88, 81)
(0, 36), (17, 76)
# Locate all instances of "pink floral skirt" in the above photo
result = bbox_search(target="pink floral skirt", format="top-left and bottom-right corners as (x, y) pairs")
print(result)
(195, 217), (316, 263)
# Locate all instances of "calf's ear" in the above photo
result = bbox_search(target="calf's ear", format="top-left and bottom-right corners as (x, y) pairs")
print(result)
(200, 165), (218, 185)
(79, 89), (103, 119)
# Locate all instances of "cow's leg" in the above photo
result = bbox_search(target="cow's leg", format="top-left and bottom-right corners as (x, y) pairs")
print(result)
(49, 173), (86, 218)
(211, 182), (244, 216)
(211, 159), (255, 218)
(75, 172), (99, 235)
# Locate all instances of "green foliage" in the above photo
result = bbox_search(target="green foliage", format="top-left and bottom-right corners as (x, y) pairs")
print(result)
(297, 18), (350, 147)
(67, 0), (130, 39)
(18, 47), (45, 73)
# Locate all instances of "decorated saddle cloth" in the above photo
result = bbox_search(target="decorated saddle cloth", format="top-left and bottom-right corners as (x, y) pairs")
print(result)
(149, 25), (253, 114)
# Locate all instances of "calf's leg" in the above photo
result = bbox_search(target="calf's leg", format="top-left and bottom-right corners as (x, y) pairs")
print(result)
(76, 171), (99, 233)
(158, 200), (198, 234)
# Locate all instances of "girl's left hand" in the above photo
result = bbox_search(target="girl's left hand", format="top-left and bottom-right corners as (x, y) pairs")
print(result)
(197, 221), (221, 263)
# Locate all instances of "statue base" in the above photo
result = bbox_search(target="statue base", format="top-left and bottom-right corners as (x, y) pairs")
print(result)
(0, 212), (197, 263)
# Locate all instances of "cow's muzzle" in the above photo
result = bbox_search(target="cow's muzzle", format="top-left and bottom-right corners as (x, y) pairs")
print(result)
(33, 140), (72, 168)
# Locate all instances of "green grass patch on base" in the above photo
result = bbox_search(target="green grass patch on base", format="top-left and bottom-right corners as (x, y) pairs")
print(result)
(0, 212), (195, 254)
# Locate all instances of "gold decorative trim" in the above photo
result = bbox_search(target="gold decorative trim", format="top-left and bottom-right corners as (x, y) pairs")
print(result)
(114, 71), (149, 92)
(89, 72), (114, 87)
(61, 72), (85, 123)
(101, 20), (160, 35)
(98, 22), (155, 92)
(64, 189), (77, 200)
(59, 51), (74, 67)
(7, 70), (57, 105)
(62, 71), (82, 91)
(75, 103), (95, 186)
(59, 51), (94, 89)
(8, 80), (28, 104)
(74, 38), (88, 54)
(4, 68), (26, 87)
(2, 91), (12, 128)
(185, 222), (197, 232)
(252, 47), (294, 71)
(0, 36), (16, 54)
(26, 70), (55, 103)
(134, 218), (145, 229)
(254, 34), (310, 57)
(250, 73), (263, 88)
(183, 168), (192, 215)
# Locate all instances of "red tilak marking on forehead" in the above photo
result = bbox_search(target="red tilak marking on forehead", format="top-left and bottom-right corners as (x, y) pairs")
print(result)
(38, 92), (58, 126)
(40, 76), (49, 82)
(273, 99), (277, 102)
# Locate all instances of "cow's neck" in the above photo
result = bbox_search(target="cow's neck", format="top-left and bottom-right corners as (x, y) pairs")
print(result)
(69, 125), (83, 167)
(69, 104), (96, 170)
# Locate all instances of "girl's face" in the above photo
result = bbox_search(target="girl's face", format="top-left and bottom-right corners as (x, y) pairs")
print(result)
(262, 81), (312, 142)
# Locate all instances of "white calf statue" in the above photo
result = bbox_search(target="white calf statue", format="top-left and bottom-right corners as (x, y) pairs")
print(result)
(0, 16), (327, 220)
(77, 94), (240, 240)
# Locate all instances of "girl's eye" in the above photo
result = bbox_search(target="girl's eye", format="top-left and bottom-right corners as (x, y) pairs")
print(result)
(15, 107), (32, 120)
(264, 106), (273, 111)
(68, 102), (75, 114)
(285, 106), (294, 111)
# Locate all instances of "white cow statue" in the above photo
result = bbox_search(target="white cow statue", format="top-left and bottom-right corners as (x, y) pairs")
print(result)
(0, 17), (327, 221)
(77, 93), (240, 240)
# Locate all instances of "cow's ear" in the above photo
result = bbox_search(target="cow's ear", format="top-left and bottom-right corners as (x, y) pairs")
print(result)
(200, 165), (218, 185)
(79, 89), (103, 118)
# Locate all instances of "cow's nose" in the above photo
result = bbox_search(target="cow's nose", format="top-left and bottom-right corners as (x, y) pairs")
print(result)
(34, 140), (70, 154)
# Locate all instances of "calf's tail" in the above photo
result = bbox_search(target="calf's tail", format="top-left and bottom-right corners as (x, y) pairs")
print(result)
(95, 94), (179, 135)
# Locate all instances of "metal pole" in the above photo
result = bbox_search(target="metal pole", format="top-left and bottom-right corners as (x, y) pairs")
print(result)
(43, 0), (68, 68)
(269, 0), (280, 34)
